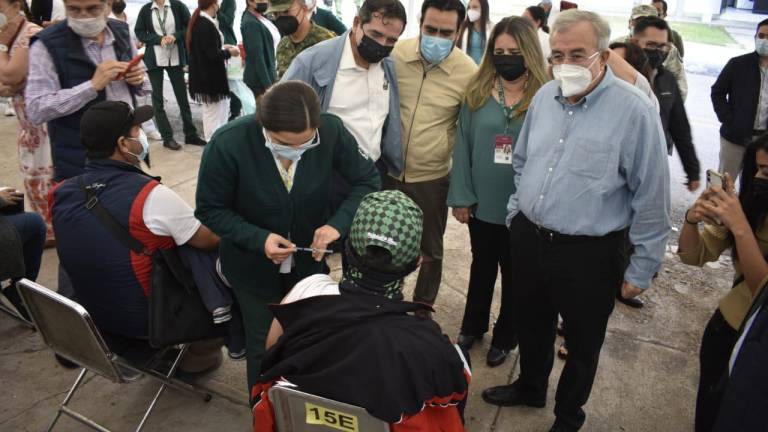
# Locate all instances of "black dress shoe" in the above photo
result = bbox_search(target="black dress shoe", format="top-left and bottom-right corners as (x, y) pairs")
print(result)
(457, 333), (481, 351)
(185, 136), (207, 146)
(486, 346), (510, 367)
(549, 418), (579, 432)
(163, 139), (181, 150)
(481, 381), (546, 407)
(616, 294), (645, 309)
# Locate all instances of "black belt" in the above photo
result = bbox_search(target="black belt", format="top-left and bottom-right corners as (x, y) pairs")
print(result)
(519, 213), (626, 245)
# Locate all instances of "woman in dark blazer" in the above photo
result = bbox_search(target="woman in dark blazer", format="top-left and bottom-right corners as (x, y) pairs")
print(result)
(186, 0), (240, 141)
(240, 0), (276, 98)
(135, 0), (206, 150)
(195, 81), (380, 404)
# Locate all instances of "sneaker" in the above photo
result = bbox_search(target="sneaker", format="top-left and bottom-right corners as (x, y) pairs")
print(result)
(185, 136), (207, 146)
(4, 104), (15, 117)
(228, 348), (246, 361)
(145, 130), (162, 140)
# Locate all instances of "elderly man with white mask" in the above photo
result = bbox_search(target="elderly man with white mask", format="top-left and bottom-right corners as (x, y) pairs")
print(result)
(482, 10), (671, 432)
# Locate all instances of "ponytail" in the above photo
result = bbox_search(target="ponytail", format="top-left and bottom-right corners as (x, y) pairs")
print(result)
(187, 0), (218, 50)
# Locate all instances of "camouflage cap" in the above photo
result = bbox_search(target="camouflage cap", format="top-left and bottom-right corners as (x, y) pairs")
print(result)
(266, 0), (295, 15)
(349, 190), (423, 269)
(631, 4), (658, 20)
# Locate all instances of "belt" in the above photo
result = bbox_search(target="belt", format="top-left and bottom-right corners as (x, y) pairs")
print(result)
(519, 213), (626, 244)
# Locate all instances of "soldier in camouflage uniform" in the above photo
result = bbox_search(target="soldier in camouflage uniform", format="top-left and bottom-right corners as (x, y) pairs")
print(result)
(267, 0), (335, 79)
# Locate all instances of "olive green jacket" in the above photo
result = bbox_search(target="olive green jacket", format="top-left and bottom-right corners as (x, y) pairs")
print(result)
(195, 114), (380, 296)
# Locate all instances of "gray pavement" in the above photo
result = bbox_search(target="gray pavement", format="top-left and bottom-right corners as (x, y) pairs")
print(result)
(0, 38), (743, 432)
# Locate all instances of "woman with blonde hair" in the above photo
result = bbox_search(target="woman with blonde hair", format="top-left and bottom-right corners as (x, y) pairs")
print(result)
(448, 16), (548, 367)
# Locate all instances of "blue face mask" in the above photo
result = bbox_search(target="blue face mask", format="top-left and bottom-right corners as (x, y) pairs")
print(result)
(124, 130), (149, 164)
(263, 128), (320, 162)
(420, 33), (454, 64)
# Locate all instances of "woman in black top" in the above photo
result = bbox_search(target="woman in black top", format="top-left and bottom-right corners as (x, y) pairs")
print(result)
(186, 0), (239, 141)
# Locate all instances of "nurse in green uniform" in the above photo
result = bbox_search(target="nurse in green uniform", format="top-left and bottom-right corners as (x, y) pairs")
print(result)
(447, 17), (547, 368)
(195, 81), (380, 400)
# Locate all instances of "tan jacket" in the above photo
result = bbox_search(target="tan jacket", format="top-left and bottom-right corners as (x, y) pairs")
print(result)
(392, 37), (477, 183)
(678, 222), (768, 329)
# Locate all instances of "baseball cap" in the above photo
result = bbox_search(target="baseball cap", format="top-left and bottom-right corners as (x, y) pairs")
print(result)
(349, 190), (423, 270)
(80, 101), (153, 157)
(631, 4), (658, 20)
(266, 0), (294, 15)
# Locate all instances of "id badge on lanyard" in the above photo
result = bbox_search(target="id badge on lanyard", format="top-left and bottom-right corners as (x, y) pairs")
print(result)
(495, 78), (516, 165)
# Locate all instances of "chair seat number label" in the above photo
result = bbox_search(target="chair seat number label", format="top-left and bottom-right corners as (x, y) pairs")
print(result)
(305, 403), (359, 432)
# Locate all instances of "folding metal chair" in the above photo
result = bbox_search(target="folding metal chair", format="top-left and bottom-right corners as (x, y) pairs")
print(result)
(0, 280), (34, 329)
(269, 384), (389, 432)
(16, 278), (213, 432)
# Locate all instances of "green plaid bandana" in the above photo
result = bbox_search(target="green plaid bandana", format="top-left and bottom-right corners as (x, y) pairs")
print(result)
(349, 190), (423, 268)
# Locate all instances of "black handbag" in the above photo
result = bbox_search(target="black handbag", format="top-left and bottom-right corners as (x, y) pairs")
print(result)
(80, 178), (226, 348)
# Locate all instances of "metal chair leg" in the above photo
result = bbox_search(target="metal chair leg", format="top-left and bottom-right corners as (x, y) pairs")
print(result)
(47, 368), (88, 432)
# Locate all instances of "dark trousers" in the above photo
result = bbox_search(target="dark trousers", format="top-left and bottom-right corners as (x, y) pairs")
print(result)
(147, 66), (198, 141)
(509, 213), (624, 430)
(695, 309), (738, 432)
(460, 218), (517, 349)
(6, 212), (46, 281)
(229, 91), (241, 120)
(383, 175), (449, 304)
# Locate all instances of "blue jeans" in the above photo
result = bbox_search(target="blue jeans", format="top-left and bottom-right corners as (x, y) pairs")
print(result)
(6, 212), (46, 281)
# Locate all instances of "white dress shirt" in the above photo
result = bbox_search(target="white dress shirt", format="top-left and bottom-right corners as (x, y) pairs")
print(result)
(327, 35), (389, 161)
(151, 1), (179, 67)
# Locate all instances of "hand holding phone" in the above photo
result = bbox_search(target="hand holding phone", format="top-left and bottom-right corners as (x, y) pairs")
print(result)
(116, 53), (145, 80)
(706, 169), (726, 190)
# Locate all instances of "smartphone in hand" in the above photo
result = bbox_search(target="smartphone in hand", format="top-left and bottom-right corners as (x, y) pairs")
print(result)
(116, 53), (145, 80)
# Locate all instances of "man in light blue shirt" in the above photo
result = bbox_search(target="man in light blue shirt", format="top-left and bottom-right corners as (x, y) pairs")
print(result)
(482, 10), (671, 432)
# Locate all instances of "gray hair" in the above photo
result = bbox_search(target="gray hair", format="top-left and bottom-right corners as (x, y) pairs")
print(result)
(551, 10), (611, 51)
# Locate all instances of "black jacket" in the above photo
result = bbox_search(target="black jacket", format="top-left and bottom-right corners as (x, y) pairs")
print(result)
(713, 283), (768, 431)
(187, 14), (230, 103)
(654, 66), (700, 182)
(711, 52), (762, 146)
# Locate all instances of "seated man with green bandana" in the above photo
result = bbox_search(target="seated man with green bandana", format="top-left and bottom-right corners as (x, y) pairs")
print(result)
(251, 190), (471, 432)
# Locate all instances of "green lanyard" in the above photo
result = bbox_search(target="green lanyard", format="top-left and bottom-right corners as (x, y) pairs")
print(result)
(496, 78), (517, 135)
(154, 6), (169, 36)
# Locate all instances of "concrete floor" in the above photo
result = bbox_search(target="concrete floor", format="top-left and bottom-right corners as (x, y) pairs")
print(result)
(0, 66), (734, 431)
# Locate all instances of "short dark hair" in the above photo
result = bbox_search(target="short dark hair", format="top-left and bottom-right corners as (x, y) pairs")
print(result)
(632, 16), (669, 36)
(358, 0), (407, 30)
(758, 18), (768, 32)
(419, 0), (466, 30)
(257, 81), (321, 133)
(652, 0), (668, 15)
(525, 5), (549, 33)
(609, 41), (652, 83)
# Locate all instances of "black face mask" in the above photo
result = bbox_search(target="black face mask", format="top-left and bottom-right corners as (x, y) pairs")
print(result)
(493, 54), (527, 82)
(274, 15), (300, 36)
(357, 33), (393, 64)
(112, 0), (126, 14)
(643, 48), (668, 70)
(752, 177), (768, 199)
(255, 2), (268, 13)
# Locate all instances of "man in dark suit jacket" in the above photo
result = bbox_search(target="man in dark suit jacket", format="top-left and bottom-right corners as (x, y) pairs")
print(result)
(711, 18), (768, 180)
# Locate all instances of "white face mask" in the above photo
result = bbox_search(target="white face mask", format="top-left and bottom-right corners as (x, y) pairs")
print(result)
(467, 9), (481, 23)
(552, 51), (602, 97)
(68, 16), (108, 38)
(757, 38), (768, 57)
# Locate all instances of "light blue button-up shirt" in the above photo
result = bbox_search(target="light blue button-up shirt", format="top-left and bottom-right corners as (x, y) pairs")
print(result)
(506, 67), (671, 289)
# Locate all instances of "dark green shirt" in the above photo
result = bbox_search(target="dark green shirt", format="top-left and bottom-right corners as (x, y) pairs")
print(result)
(240, 10), (276, 92)
(447, 97), (524, 226)
(311, 7), (346, 36)
(218, 0), (237, 45)
(134, 0), (190, 70)
(195, 113), (380, 294)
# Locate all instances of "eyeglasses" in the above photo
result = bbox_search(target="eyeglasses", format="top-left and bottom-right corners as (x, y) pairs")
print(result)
(644, 41), (671, 52)
(548, 50), (601, 66)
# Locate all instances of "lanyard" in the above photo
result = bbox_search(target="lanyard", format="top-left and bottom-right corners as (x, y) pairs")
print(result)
(154, 6), (169, 36)
(496, 77), (517, 135)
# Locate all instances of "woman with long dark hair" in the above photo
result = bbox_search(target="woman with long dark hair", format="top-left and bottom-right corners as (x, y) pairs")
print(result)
(678, 133), (768, 431)
(195, 80), (380, 403)
(186, 0), (240, 141)
(457, 0), (491, 64)
(448, 17), (547, 367)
